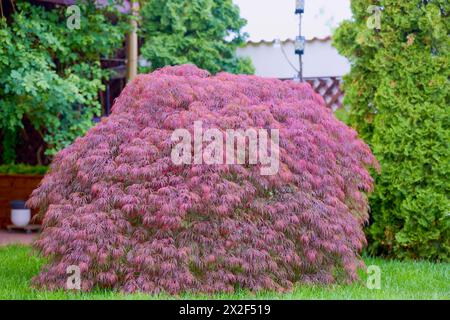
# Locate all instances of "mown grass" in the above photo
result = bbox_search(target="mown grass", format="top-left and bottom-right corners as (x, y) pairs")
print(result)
(0, 245), (448, 300)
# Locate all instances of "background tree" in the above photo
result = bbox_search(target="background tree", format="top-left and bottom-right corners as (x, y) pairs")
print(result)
(139, 0), (254, 74)
(0, 1), (128, 162)
(333, 0), (449, 260)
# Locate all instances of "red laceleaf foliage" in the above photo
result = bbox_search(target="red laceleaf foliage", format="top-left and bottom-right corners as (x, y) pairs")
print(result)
(28, 65), (378, 293)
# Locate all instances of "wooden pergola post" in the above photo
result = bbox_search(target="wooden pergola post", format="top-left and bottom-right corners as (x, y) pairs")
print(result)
(126, 0), (139, 82)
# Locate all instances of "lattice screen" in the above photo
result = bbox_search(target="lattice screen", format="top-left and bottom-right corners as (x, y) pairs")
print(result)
(306, 77), (344, 111)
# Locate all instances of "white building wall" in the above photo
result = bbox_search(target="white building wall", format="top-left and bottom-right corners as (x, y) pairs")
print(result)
(237, 39), (350, 79)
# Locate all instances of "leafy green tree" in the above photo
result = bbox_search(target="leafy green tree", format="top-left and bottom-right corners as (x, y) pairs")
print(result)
(0, 1), (128, 161)
(333, 0), (449, 260)
(139, 0), (254, 74)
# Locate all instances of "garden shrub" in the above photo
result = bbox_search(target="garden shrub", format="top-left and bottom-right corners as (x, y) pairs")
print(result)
(333, 0), (449, 261)
(139, 0), (254, 74)
(0, 164), (48, 175)
(28, 65), (378, 294)
(0, 1), (128, 160)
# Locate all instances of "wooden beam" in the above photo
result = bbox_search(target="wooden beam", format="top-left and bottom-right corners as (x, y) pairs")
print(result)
(126, 0), (139, 82)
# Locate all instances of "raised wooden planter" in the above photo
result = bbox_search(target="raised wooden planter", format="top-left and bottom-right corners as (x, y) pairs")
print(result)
(0, 174), (43, 229)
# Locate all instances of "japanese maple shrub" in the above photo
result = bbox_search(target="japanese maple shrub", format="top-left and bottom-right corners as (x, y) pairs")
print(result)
(28, 65), (378, 294)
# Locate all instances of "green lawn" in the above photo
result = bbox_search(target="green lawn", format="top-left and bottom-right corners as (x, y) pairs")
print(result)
(0, 244), (448, 300)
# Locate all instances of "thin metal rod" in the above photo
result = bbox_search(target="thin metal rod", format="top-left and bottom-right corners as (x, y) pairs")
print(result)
(298, 12), (303, 82)
(280, 43), (299, 73)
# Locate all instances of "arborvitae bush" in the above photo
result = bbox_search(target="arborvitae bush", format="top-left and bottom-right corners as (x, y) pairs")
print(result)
(333, 0), (449, 261)
(28, 65), (378, 294)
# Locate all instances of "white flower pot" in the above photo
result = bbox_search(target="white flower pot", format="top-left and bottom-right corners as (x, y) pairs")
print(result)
(11, 209), (31, 227)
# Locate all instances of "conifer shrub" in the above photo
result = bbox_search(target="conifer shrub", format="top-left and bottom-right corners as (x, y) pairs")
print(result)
(333, 0), (449, 260)
(28, 65), (378, 294)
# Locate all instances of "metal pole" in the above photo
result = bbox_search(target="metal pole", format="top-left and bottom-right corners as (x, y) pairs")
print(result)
(298, 10), (303, 82)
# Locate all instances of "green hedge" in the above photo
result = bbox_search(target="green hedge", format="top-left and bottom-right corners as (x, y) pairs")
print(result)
(0, 164), (48, 175)
(333, 0), (449, 261)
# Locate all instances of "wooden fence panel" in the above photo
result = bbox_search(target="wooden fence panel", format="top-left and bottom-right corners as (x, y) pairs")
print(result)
(0, 175), (43, 229)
